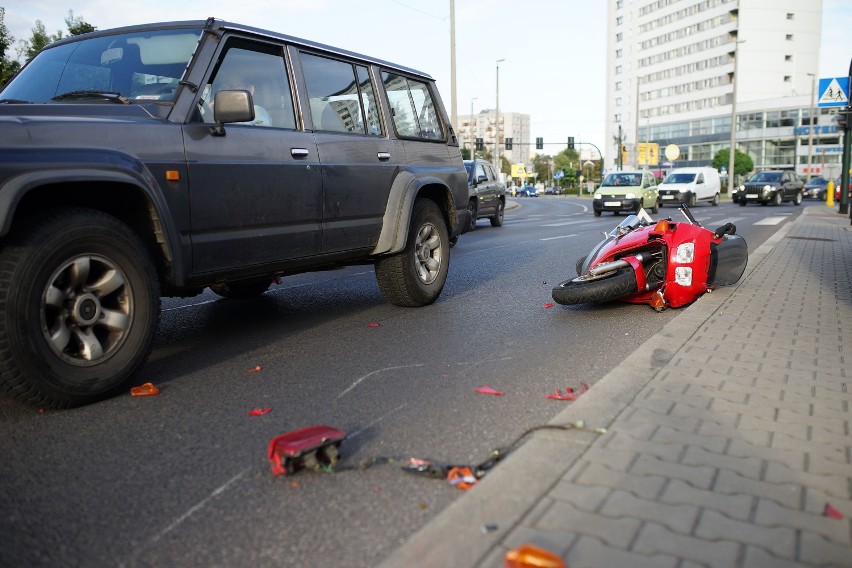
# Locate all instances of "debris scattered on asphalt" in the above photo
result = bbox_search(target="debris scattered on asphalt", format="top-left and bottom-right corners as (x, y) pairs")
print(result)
(546, 382), (590, 401)
(247, 365), (262, 373)
(247, 408), (272, 416)
(368, 322), (380, 328)
(824, 502), (844, 519)
(481, 523), (498, 533)
(447, 466), (478, 490)
(543, 302), (554, 308)
(504, 544), (565, 568)
(130, 382), (160, 397)
(475, 385), (505, 396)
(268, 425), (346, 476)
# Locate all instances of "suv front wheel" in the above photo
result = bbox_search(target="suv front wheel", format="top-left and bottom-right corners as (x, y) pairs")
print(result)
(375, 199), (449, 307)
(0, 208), (160, 408)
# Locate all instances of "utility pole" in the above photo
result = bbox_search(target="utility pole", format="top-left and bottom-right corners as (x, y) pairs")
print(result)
(449, 0), (457, 129)
(843, 58), (852, 218)
(617, 123), (623, 170)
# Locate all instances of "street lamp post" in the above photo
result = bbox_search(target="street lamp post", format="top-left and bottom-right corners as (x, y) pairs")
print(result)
(449, 0), (457, 128)
(728, 39), (744, 192)
(807, 72), (816, 181)
(469, 97), (477, 156)
(495, 59), (506, 174)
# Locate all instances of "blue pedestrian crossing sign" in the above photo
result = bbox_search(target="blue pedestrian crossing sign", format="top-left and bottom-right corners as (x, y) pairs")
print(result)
(818, 77), (850, 107)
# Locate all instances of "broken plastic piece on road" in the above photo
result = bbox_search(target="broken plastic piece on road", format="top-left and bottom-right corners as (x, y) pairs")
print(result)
(504, 544), (566, 568)
(247, 408), (272, 416)
(546, 382), (589, 400)
(543, 302), (554, 308)
(130, 382), (160, 397)
(368, 322), (380, 328)
(475, 385), (505, 396)
(268, 425), (346, 476)
(247, 365), (262, 373)
(447, 466), (478, 490)
(824, 502), (844, 519)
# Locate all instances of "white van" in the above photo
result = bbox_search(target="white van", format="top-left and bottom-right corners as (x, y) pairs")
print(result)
(658, 167), (721, 207)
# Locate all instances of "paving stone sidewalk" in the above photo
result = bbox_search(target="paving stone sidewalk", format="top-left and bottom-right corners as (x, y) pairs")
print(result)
(381, 206), (852, 568)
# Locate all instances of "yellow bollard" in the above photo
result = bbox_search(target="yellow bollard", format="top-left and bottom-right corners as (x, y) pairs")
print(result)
(826, 180), (835, 207)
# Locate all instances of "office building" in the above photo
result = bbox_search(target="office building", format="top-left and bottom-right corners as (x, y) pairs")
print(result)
(458, 110), (532, 166)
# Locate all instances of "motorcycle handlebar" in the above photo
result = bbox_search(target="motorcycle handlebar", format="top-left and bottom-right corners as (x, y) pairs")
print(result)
(713, 222), (737, 239)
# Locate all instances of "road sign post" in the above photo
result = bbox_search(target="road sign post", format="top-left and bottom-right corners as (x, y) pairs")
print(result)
(817, 72), (851, 215)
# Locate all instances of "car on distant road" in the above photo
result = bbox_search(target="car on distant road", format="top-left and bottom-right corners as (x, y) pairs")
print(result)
(517, 185), (538, 197)
(803, 177), (833, 200)
(544, 186), (562, 195)
(734, 170), (803, 206)
(593, 170), (659, 216)
(463, 159), (506, 230)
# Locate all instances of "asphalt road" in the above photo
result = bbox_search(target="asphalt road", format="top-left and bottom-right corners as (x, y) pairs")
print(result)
(0, 196), (803, 567)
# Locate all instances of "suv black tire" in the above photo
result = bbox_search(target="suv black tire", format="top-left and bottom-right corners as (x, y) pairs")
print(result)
(490, 200), (504, 227)
(0, 208), (160, 407)
(467, 199), (477, 231)
(210, 278), (272, 299)
(375, 199), (449, 307)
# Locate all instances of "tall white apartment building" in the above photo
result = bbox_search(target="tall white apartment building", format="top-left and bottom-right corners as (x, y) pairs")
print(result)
(457, 110), (532, 166)
(606, 0), (831, 179)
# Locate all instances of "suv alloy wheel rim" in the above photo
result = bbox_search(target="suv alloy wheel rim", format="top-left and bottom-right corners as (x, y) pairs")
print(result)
(414, 221), (442, 285)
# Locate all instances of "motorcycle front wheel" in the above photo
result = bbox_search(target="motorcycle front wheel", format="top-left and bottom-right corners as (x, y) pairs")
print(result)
(551, 266), (637, 305)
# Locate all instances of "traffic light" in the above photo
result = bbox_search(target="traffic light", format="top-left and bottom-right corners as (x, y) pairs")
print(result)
(475, 137), (483, 150)
(567, 136), (575, 150)
(535, 137), (543, 150)
(837, 111), (849, 131)
(505, 137), (513, 150)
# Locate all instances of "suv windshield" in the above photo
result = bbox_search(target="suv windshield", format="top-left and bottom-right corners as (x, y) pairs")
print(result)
(0, 28), (202, 104)
(601, 173), (642, 187)
(748, 172), (782, 183)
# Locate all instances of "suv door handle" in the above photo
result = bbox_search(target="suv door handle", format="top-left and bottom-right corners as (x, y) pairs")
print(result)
(291, 148), (309, 158)
(377, 152), (391, 161)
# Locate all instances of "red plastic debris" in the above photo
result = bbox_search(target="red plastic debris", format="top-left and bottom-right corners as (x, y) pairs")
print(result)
(824, 503), (844, 519)
(368, 322), (380, 328)
(543, 302), (555, 308)
(546, 382), (589, 401)
(247, 365), (262, 373)
(248, 408), (272, 416)
(475, 385), (505, 396)
(130, 382), (160, 397)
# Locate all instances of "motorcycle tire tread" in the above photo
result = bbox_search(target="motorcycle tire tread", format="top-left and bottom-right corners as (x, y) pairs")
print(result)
(551, 267), (638, 305)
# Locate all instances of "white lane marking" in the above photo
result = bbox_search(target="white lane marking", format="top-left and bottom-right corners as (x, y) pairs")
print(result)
(541, 234), (578, 241)
(753, 216), (787, 226)
(347, 403), (409, 439)
(337, 364), (424, 398)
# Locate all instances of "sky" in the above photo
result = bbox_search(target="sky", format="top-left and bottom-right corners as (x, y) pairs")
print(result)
(3, 0), (851, 156)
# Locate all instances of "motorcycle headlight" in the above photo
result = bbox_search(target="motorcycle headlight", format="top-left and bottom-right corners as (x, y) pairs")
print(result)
(594, 192), (601, 199)
(675, 266), (693, 286)
(625, 193), (635, 199)
(675, 242), (695, 263)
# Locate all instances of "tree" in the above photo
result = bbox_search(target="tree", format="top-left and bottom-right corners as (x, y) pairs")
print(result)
(0, 7), (20, 85)
(712, 147), (754, 187)
(531, 154), (551, 185)
(65, 10), (96, 36)
(16, 10), (96, 62)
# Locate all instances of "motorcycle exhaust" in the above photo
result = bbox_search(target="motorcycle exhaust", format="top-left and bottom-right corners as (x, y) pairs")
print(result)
(587, 253), (646, 276)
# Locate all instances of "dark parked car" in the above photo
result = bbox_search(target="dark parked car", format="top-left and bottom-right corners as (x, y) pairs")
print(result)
(0, 18), (470, 408)
(734, 170), (803, 206)
(463, 159), (506, 230)
(803, 177), (833, 200)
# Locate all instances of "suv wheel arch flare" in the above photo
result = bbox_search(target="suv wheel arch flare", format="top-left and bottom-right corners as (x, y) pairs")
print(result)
(371, 172), (457, 255)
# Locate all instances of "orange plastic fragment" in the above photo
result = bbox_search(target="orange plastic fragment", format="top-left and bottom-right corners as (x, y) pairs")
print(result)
(247, 408), (272, 416)
(130, 382), (160, 397)
(447, 466), (478, 490)
(247, 365), (262, 373)
(504, 544), (565, 568)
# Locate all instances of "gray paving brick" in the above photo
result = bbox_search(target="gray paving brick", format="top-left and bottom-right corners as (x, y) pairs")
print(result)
(804, 488), (852, 519)
(714, 469), (802, 509)
(777, 409), (848, 434)
(799, 530), (852, 566)
(621, 407), (700, 433)
(631, 396), (676, 415)
(807, 450), (851, 476)
(568, 535), (678, 568)
(632, 522), (739, 567)
(683, 383), (749, 405)
(660, 479), (752, 520)
(578, 447), (636, 472)
(695, 509), (795, 559)
(669, 404), (740, 427)
(682, 445), (763, 479)
(548, 481), (609, 513)
(743, 546), (814, 568)
(765, 461), (849, 501)
(573, 462), (667, 498)
(770, 427), (846, 451)
(600, 490), (699, 534)
(726, 438), (804, 470)
(755, 499), (851, 546)
(630, 454), (715, 489)
(651, 425), (728, 454)
(534, 501), (641, 550)
(712, 398), (776, 421)
(604, 431), (684, 462)
(737, 415), (808, 441)
(697, 420), (770, 447)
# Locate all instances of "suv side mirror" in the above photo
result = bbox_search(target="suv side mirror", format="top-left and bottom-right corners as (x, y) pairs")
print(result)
(477, 174), (488, 183)
(211, 90), (255, 135)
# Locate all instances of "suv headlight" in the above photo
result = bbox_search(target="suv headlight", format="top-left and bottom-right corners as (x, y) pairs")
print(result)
(763, 185), (772, 194)
(594, 192), (601, 199)
(675, 242), (694, 263)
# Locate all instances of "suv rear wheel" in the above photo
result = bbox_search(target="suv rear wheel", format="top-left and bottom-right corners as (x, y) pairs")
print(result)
(490, 200), (504, 227)
(375, 199), (449, 307)
(0, 208), (160, 407)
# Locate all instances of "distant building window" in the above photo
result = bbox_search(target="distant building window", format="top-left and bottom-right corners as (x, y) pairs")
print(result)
(616, 32), (623, 42)
(615, 97), (622, 106)
(616, 16), (623, 26)
(785, 54), (792, 61)
(615, 65), (622, 75)
(616, 48), (623, 58)
(784, 76), (791, 82)
(786, 34), (793, 40)
(787, 12), (794, 20)
(616, 0), (623, 8)
(615, 81), (622, 91)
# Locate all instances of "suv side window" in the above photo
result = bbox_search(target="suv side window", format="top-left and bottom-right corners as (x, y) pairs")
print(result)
(475, 163), (487, 181)
(199, 40), (295, 128)
(300, 52), (382, 136)
(381, 72), (445, 140)
(483, 164), (495, 181)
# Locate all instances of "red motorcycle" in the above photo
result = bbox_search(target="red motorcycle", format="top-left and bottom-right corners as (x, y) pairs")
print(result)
(552, 205), (747, 311)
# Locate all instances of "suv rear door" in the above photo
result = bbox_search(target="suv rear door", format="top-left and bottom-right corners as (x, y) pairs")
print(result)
(184, 37), (322, 273)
